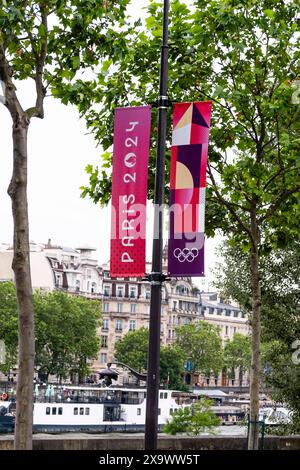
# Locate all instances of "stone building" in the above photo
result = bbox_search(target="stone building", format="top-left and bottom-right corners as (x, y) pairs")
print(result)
(0, 242), (249, 387)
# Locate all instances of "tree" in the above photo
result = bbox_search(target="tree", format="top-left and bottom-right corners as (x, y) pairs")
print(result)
(175, 322), (223, 378)
(34, 290), (101, 382)
(115, 327), (149, 373)
(215, 240), (300, 427)
(224, 333), (251, 386)
(78, 0), (300, 448)
(0, 0), (129, 449)
(159, 344), (187, 391)
(115, 327), (187, 390)
(164, 398), (220, 436)
(0, 282), (18, 375)
(0, 284), (101, 380)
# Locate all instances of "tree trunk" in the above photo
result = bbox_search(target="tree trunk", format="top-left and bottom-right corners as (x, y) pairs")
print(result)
(248, 214), (261, 450)
(8, 116), (35, 450)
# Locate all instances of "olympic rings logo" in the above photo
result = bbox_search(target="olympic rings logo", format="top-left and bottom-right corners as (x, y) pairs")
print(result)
(173, 247), (199, 263)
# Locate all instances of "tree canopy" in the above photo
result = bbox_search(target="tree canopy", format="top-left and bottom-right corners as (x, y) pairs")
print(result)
(215, 240), (300, 426)
(114, 327), (187, 390)
(0, 283), (101, 379)
(175, 322), (223, 376)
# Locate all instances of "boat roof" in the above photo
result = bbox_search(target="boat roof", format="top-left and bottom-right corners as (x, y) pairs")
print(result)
(192, 389), (228, 397)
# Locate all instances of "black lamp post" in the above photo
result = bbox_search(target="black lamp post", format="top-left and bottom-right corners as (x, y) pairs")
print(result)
(145, 0), (170, 451)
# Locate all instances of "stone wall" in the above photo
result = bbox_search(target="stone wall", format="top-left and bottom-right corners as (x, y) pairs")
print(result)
(0, 434), (300, 450)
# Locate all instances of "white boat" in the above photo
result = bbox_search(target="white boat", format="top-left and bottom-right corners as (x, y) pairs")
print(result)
(0, 386), (187, 433)
(0, 385), (247, 432)
(259, 407), (291, 426)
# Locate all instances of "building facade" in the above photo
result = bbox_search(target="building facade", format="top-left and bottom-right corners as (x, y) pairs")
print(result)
(0, 242), (249, 386)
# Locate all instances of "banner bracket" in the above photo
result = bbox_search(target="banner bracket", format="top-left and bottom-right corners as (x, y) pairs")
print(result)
(151, 97), (173, 108)
(146, 272), (170, 285)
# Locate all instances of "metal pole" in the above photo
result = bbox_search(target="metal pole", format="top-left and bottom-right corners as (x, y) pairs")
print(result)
(144, 0), (170, 451)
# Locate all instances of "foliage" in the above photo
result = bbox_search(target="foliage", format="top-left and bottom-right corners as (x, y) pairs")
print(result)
(115, 327), (187, 390)
(0, 283), (101, 379)
(215, 240), (300, 424)
(0, 282), (18, 374)
(224, 333), (251, 380)
(79, 0), (299, 239)
(34, 290), (101, 379)
(175, 322), (223, 376)
(115, 327), (149, 372)
(159, 344), (188, 391)
(164, 398), (220, 436)
(262, 339), (300, 429)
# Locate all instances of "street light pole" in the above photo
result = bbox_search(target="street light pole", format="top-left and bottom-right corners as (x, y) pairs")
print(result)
(145, 0), (170, 451)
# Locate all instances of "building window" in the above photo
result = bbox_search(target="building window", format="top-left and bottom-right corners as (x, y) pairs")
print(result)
(225, 326), (228, 335)
(117, 285), (124, 297)
(176, 285), (189, 295)
(58, 407), (63, 415)
(158, 408), (161, 415)
(52, 407), (56, 415)
(103, 302), (109, 313)
(91, 282), (97, 293)
(130, 286), (137, 298)
(75, 280), (80, 293)
(137, 408), (141, 416)
(225, 309), (231, 316)
(131, 303), (136, 314)
(46, 407), (50, 415)
(100, 353), (107, 364)
(173, 301), (177, 311)
(146, 289), (150, 299)
(160, 392), (163, 399)
(102, 318), (109, 331)
(164, 392), (168, 399)
(101, 336), (108, 348)
(117, 303), (123, 313)
(234, 311), (239, 318)
(129, 320), (136, 331)
(104, 285), (111, 296)
(209, 307), (214, 315)
(80, 408), (84, 415)
(115, 319), (123, 332)
(85, 408), (90, 415)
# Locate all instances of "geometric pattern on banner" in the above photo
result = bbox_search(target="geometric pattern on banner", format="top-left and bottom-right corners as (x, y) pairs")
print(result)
(168, 101), (212, 277)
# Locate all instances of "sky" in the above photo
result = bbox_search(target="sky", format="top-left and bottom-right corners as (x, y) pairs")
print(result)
(0, 2), (221, 290)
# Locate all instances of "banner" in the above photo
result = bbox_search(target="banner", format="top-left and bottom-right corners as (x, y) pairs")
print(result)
(110, 106), (151, 277)
(168, 101), (212, 277)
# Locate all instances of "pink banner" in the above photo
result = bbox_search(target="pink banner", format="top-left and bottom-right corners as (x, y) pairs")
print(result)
(110, 106), (151, 277)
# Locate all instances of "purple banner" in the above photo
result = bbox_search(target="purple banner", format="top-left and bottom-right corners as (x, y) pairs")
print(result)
(168, 102), (212, 277)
